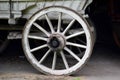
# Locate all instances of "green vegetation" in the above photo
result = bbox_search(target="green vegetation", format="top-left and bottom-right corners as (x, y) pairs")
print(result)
(73, 77), (81, 80)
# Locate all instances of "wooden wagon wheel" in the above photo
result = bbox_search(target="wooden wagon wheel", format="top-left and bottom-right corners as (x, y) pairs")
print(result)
(0, 31), (9, 53)
(22, 6), (94, 75)
(113, 31), (120, 47)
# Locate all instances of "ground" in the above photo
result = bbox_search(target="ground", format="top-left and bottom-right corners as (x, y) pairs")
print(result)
(0, 40), (120, 80)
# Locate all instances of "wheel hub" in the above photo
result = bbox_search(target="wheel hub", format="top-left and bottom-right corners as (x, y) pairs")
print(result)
(48, 33), (66, 51)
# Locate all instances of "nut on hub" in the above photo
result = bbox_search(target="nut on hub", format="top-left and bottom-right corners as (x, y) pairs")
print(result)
(47, 33), (66, 51)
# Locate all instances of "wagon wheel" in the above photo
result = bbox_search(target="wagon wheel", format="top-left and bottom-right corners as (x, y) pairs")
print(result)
(22, 6), (94, 75)
(113, 31), (120, 47)
(0, 31), (9, 53)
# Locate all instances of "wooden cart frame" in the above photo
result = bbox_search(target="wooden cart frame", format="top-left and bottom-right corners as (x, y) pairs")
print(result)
(0, 0), (95, 75)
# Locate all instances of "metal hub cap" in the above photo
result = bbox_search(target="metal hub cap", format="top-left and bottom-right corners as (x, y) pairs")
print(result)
(48, 33), (66, 51)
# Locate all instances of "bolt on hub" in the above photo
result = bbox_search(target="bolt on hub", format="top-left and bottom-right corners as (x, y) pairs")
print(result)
(47, 33), (66, 51)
